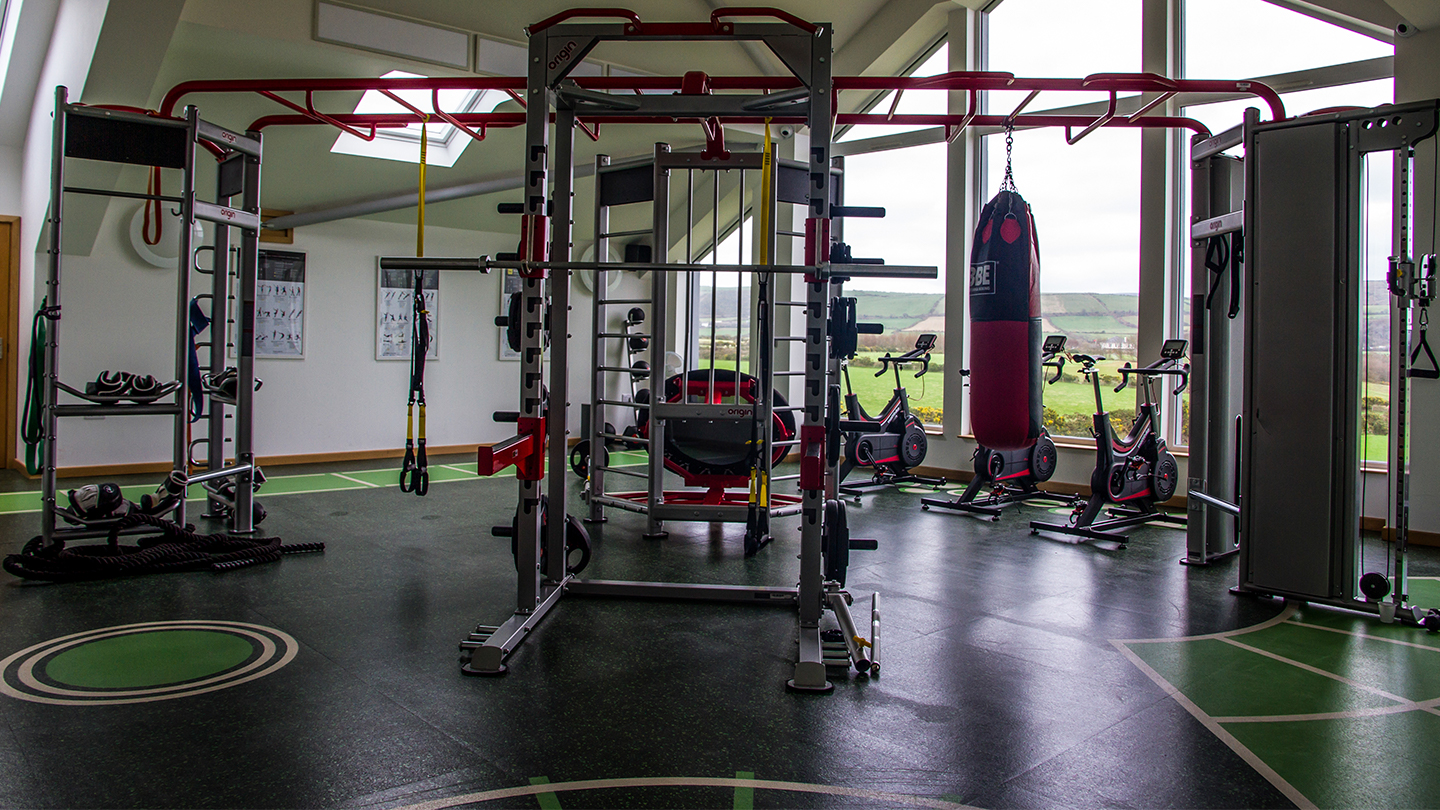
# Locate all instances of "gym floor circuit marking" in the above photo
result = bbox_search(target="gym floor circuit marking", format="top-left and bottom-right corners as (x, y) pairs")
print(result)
(389, 776), (976, 810)
(0, 620), (297, 706)
(1114, 600), (1440, 809)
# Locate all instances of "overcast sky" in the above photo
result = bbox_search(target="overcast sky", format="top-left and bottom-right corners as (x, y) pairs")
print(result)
(836, 0), (1394, 296)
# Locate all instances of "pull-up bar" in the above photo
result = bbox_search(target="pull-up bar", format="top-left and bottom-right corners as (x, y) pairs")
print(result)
(159, 71), (1285, 144)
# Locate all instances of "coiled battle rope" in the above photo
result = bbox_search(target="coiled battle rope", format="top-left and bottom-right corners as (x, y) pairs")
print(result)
(3, 513), (324, 582)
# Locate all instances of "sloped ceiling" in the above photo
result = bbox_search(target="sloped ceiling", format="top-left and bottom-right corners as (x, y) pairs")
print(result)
(137, 0), (956, 238)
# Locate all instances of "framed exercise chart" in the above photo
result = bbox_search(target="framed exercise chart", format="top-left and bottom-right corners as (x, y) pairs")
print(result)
(256, 250), (306, 358)
(377, 263), (440, 361)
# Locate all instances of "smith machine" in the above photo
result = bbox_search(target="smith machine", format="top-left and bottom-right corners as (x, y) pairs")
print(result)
(151, 8), (1295, 685)
(1185, 100), (1440, 628)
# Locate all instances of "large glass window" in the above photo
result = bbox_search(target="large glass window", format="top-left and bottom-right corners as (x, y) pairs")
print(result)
(837, 45), (949, 425)
(1177, 0), (1394, 445)
(983, 0), (1143, 439)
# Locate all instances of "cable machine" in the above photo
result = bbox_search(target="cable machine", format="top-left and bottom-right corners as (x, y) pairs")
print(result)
(37, 87), (264, 546)
(1186, 100), (1440, 624)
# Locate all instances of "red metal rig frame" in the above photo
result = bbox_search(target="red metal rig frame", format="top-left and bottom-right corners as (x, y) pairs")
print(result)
(158, 71), (1285, 145)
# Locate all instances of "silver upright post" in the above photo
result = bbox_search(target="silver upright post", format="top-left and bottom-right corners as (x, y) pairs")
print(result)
(646, 143), (671, 539)
(205, 162), (232, 519)
(546, 108), (576, 580)
(791, 23), (835, 692)
(232, 129), (263, 533)
(588, 155), (609, 523)
(1390, 148), (1413, 604)
(171, 108), (199, 528)
(41, 87), (67, 545)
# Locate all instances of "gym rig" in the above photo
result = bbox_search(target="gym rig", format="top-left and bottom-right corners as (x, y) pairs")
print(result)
(36, 88), (266, 546)
(147, 7), (1296, 685)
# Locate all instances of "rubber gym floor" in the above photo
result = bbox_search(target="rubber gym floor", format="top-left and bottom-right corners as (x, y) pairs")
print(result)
(2, 453), (1438, 809)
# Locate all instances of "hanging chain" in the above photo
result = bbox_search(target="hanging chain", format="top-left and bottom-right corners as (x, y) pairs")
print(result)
(1000, 123), (1017, 192)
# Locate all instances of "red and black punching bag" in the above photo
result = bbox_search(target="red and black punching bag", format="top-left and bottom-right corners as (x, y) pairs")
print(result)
(969, 190), (1042, 452)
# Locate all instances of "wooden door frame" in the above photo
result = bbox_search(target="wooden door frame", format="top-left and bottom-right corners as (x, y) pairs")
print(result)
(1, 215), (20, 472)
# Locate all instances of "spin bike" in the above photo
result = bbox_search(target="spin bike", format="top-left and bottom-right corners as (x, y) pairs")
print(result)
(922, 335), (1077, 519)
(1030, 339), (1189, 547)
(839, 333), (947, 499)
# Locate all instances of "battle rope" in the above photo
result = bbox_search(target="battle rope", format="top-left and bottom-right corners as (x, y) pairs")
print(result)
(20, 300), (57, 475)
(399, 122), (431, 496)
(2, 513), (324, 582)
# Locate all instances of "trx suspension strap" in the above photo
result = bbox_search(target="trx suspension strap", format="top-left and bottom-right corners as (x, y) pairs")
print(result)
(400, 122), (430, 495)
(745, 120), (775, 552)
(21, 300), (57, 475)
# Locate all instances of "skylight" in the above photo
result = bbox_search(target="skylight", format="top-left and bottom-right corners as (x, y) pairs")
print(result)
(330, 71), (507, 167)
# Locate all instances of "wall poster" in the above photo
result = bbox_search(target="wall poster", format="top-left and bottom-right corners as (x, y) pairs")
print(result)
(255, 249), (306, 358)
(378, 263), (440, 361)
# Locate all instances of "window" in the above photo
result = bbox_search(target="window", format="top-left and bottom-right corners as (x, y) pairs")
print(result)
(330, 71), (509, 166)
(984, 0), (1143, 440)
(1177, 0), (1394, 445)
(837, 45), (948, 425)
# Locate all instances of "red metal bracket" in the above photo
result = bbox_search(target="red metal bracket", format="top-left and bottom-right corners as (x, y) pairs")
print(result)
(799, 424), (826, 490)
(518, 214), (549, 278)
(477, 434), (534, 476)
(527, 7), (643, 34)
(257, 90), (378, 141)
(699, 117), (730, 160)
(803, 217), (829, 282)
(516, 417), (546, 480)
(709, 7), (819, 34)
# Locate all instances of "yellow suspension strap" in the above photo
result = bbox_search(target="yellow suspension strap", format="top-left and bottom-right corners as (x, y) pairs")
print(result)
(748, 118), (776, 512)
(400, 121), (431, 495)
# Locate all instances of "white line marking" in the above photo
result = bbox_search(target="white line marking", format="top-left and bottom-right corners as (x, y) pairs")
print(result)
(1286, 619), (1440, 653)
(441, 465), (477, 475)
(1110, 640), (1315, 810)
(390, 777), (977, 810)
(1114, 603), (1297, 645)
(331, 473), (380, 488)
(1220, 637), (1419, 707)
(1212, 704), (1420, 723)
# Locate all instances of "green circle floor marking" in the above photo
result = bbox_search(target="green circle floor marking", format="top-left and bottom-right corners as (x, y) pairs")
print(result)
(45, 630), (255, 689)
(1, 621), (297, 706)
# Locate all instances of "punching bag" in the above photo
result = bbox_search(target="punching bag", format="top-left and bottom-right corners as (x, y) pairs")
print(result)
(969, 189), (1042, 452)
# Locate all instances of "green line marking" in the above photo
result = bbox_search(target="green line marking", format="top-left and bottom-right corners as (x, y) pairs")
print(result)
(528, 776), (562, 810)
(0, 462), (527, 517)
(1407, 576), (1440, 610)
(1246, 621), (1440, 702)
(732, 771), (754, 810)
(44, 630), (254, 689)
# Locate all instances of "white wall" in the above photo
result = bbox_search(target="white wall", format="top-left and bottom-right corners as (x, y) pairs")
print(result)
(43, 208), (604, 466)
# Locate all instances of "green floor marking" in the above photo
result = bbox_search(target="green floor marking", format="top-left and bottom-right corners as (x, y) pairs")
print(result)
(528, 776), (562, 810)
(1289, 604), (1440, 650)
(732, 771), (754, 810)
(1243, 622), (1440, 703)
(1127, 637), (1399, 718)
(1407, 576), (1440, 609)
(44, 630), (254, 689)
(607, 450), (647, 467)
(1224, 711), (1440, 809)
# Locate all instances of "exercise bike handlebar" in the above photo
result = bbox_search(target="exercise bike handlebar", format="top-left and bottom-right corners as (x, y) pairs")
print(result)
(1042, 354), (1066, 384)
(874, 352), (930, 378)
(1114, 360), (1191, 396)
